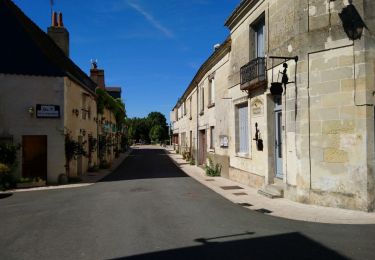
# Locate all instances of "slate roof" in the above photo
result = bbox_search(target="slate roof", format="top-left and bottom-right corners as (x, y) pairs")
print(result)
(0, 0), (96, 92)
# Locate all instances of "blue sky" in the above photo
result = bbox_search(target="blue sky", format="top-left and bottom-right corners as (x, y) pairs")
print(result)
(13, 0), (238, 121)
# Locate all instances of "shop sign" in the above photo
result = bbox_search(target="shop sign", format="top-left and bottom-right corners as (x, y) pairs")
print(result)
(36, 104), (60, 118)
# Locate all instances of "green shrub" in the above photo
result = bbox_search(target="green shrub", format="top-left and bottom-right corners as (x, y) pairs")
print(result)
(0, 163), (16, 191)
(0, 143), (20, 167)
(0, 163), (10, 174)
(205, 157), (222, 177)
(99, 160), (111, 169)
(121, 135), (128, 152)
(88, 165), (99, 172)
(17, 177), (45, 184)
(189, 157), (195, 165)
(182, 150), (191, 161)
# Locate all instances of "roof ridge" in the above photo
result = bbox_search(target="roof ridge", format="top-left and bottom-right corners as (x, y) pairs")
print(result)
(1, 0), (97, 92)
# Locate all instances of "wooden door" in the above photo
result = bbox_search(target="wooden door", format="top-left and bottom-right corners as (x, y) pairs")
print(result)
(22, 136), (47, 180)
(199, 130), (207, 165)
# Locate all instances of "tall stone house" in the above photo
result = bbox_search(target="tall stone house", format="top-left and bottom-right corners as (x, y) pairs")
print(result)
(171, 0), (375, 211)
(0, 0), (122, 183)
(90, 64), (124, 165)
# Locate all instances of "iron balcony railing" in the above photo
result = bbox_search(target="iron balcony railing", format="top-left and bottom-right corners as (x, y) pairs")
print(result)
(240, 57), (266, 86)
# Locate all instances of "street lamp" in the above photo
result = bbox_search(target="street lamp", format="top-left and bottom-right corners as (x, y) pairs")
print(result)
(339, 1), (368, 41)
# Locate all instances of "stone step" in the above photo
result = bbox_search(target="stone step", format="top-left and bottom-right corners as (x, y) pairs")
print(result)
(258, 184), (284, 199)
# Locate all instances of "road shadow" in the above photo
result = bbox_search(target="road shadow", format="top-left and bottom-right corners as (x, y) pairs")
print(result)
(111, 232), (347, 260)
(100, 148), (189, 182)
(0, 193), (13, 199)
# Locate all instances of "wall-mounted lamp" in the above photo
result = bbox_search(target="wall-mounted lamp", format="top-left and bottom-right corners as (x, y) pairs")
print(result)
(80, 129), (86, 136)
(339, 2), (368, 41)
(253, 122), (264, 151)
(72, 109), (79, 117)
(269, 56), (298, 96)
(28, 106), (35, 117)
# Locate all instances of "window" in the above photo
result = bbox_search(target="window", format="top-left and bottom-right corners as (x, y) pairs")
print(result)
(200, 87), (204, 114)
(210, 126), (215, 149)
(253, 16), (265, 58)
(236, 103), (249, 154)
(184, 101), (187, 116)
(87, 104), (91, 119)
(208, 78), (215, 106)
(179, 106), (182, 119)
(81, 93), (89, 120)
(189, 97), (192, 119)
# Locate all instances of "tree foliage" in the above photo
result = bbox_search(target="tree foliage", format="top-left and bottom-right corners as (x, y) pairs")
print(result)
(126, 112), (168, 144)
(149, 125), (164, 142)
(96, 88), (126, 128)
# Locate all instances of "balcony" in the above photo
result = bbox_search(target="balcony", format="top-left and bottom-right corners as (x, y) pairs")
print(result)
(240, 57), (267, 92)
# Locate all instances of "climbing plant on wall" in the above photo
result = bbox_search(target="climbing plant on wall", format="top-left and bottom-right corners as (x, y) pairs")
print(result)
(64, 132), (87, 177)
(95, 88), (126, 128)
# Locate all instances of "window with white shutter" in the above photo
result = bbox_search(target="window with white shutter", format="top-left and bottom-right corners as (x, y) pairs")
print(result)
(236, 104), (249, 154)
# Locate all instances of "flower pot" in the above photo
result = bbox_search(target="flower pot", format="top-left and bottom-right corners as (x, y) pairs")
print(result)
(270, 82), (283, 95)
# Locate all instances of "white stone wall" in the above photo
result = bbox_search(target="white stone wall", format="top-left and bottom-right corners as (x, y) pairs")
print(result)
(171, 0), (375, 210)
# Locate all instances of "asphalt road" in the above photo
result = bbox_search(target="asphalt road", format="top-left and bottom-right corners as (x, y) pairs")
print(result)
(1, 147), (375, 260)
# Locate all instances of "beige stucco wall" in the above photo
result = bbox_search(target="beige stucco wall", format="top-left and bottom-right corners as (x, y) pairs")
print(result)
(226, 0), (270, 188)
(0, 74), (65, 183)
(64, 78), (98, 177)
(97, 107), (118, 164)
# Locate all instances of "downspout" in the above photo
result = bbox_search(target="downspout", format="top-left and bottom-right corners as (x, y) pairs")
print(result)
(196, 82), (199, 166)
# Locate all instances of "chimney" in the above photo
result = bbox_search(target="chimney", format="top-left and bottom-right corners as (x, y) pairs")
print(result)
(90, 61), (106, 89)
(47, 12), (70, 57)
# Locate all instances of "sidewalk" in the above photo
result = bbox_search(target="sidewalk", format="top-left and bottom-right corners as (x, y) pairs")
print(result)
(166, 148), (375, 224)
(0, 148), (133, 193)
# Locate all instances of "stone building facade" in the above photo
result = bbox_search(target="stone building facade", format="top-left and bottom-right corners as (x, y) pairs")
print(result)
(171, 0), (375, 211)
(0, 0), (124, 183)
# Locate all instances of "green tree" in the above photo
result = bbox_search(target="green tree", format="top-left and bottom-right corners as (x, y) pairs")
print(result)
(149, 125), (164, 143)
(147, 112), (168, 141)
(125, 112), (168, 144)
(126, 117), (150, 143)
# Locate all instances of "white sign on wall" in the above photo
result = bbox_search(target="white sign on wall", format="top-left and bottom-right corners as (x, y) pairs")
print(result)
(36, 104), (60, 118)
(220, 135), (229, 148)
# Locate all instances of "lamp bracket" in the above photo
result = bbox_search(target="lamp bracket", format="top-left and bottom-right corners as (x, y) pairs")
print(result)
(269, 56), (298, 62)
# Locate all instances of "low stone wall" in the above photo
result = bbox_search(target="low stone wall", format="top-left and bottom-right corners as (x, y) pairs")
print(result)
(229, 166), (264, 189)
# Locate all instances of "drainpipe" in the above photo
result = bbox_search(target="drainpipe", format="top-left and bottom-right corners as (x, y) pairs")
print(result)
(196, 82), (199, 166)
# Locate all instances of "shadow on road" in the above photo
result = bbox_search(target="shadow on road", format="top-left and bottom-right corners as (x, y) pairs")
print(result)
(111, 232), (347, 260)
(100, 148), (189, 182)
(0, 193), (13, 199)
